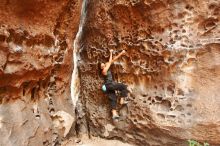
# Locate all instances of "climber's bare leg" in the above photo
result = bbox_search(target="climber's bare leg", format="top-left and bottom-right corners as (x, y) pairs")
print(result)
(111, 109), (119, 119)
(119, 97), (128, 105)
(120, 97), (124, 105)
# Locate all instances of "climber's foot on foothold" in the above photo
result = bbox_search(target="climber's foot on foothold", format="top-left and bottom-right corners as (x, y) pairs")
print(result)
(111, 109), (120, 121)
(112, 115), (120, 122)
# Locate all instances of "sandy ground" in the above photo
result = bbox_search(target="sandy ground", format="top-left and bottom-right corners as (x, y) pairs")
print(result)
(62, 135), (133, 146)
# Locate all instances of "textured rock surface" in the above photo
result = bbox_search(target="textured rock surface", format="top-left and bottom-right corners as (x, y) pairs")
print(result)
(78, 0), (220, 146)
(1, 0), (220, 146)
(0, 0), (82, 145)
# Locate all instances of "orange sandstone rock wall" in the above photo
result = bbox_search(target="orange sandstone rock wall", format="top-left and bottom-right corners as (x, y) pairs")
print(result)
(0, 0), (220, 146)
(0, 0), (82, 145)
(77, 0), (220, 146)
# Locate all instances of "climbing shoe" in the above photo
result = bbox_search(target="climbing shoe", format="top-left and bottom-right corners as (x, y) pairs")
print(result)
(112, 114), (120, 121)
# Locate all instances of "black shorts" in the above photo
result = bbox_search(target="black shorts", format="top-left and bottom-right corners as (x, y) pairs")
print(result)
(105, 82), (128, 109)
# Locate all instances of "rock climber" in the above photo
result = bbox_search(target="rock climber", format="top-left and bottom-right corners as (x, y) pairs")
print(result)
(99, 49), (129, 120)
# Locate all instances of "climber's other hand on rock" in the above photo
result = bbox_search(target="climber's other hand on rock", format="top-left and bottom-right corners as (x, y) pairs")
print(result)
(122, 50), (126, 54)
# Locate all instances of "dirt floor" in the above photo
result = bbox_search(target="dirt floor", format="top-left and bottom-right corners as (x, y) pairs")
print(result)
(62, 135), (133, 146)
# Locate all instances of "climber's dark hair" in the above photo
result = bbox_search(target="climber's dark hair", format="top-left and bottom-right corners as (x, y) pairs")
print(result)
(97, 61), (103, 77)
(98, 61), (101, 69)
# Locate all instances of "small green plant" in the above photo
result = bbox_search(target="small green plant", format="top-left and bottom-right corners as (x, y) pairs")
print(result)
(188, 140), (209, 146)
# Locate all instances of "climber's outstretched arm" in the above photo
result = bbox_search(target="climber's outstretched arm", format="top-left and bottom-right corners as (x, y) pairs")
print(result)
(111, 50), (126, 63)
(102, 50), (126, 75)
(102, 50), (114, 75)
(109, 49), (113, 62)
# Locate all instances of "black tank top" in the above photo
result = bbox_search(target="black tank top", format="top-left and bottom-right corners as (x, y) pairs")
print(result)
(104, 70), (113, 83)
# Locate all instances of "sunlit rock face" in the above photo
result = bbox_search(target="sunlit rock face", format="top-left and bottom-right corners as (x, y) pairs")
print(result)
(78, 0), (220, 145)
(0, 0), (82, 145)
